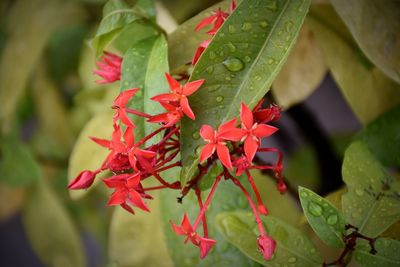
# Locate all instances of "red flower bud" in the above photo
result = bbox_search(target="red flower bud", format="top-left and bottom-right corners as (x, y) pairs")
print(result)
(68, 170), (98, 190)
(257, 234), (276, 260)
(277, 181), (287, 194)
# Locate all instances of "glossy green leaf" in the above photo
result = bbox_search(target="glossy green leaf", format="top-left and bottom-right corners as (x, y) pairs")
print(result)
(354, 238), (400, 267)
(330, 0), (400, 84)
(358, 104), (400, 167)
(180, 0), (311, 185)
(299, 187), (346, 248)
(307, 4), (400, 125)
(120, 35), (169, 140)
(68, 111), (114, 199)
(91, 0), (156, 54)
(109, 192), (173, 267)
(22, 180), (85, 267)
(159, 171), (261, 267)
(0, 135), (41, 187)
(341, 141), (400, 237)
(272, 24), (326, 108)
(216, 211), (323, 266)
(0, 0), (85, 133)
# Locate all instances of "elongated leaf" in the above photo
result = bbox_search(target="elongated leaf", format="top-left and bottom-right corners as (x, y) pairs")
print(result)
(354, 238), (400, 267)
(330, 0), (400, 84)
(22, 180), (85, 267)
(120, 35), (169, 140)
(180, 0), (311, 185)
(0, 135), (41, 187)
(307, 4), (400, 125)
(272, 24), (326, 108)
(216, 211), (323, 266)
(68, 111), (114, 199)
(342, 141), (400, 237)
(358, 104), (400, 167)
(0, 0), (86, 133)
(299, 187), (346, 248)
(109, 192), (173, 267)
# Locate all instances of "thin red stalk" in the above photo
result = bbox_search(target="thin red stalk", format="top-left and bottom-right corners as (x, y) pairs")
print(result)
(124, 108), (152, 118)
(250, 165), (275, 170)
(156, 149), (180, 167)
(195, 189), (209, 237)
(158, 126), (181, 147)
(257, 147), (283, 166)
(245, 170), (268, 214)
(143, 185), (170, 191)
(153, 161), (181, 173)
(153, 172), (180, 189)
(230, 176), (266, 236)
(136, 126), (165, 147)
(193, 173), (223, 230)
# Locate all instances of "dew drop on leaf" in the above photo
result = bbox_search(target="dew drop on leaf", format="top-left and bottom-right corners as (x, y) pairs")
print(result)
(209, 51), (216, 59)
(223, 56), (244, 72)
(192, 131), (200, 140)
(288, 257), (297, 263)
(206, 66), (214, 74)
(308, 201), (323, 216)
(244, 55), (251, 62)
(241, 22), (252, 31)
(326, 214), (338, 225)
(285, 21), (294, 32)
(216, 96), (224, 103)
(266, 0), (278, 11)
(228, 25), (236, 34)
(259, 21), (269, 28)
(227, 42), (236, 52)
(355, 189), (364, 196)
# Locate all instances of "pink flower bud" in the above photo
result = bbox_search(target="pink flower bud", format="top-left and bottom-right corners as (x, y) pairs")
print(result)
(67, 170), (97, 190)
(257, 234), (276, 260)
(277, 181), (287, 194)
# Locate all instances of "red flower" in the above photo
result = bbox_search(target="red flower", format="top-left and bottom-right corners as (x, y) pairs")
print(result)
(90, 124), (130, 154)
(148, 102), (184, 127)
(195, 1), (236, 35)
(240, 103), (278, 162)
(192, 39), (211, 65)
(253, 104), (281, 124)
(232, 155), (251, 176)
(68, 170), (100, 190)
(198, 236), (217, 259)
(112, 88), (139, 128)
(103, 173), (150, 214)
(257, 234), (276, 260)
(94, 51), (122, 84)
(151, 73), (205, 120)
(199, 118), (245, 170)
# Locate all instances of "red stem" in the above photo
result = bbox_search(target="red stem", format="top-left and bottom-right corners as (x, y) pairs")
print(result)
(152, 172), (180, 189)
(245, 170), (268, 215)
(124, 108), (152, 118)
(195, 189), (209, 237)
(136, 126), (165, 147)
(153, 161), (181, 173)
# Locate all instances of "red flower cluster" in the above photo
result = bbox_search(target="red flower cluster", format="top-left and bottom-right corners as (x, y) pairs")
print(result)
(192, 1), (236, 65)
(94, 51), (122, 84)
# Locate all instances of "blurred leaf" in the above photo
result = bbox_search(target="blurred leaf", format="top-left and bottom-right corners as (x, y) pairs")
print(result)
(112, 21), (158, 53)
(0, 0), (86, 134)
(160, 171), (261, 267)
(330, 0), (400, 84)
(307, 4), (400, 125)
(0, 185), (25, 221)
(341, 141), (400, 237)
(168, 0), (232, 69)
(0, 134), (41, 187)
(272, 24), (326, 108)
(68, 111), (114, 199)
(354, 238), (400, 267)
(299, 187), (346, 248)
(381, 221), (400, 240)
(22, 180), (85, 267)
(121, 35), (169, 140)
(215, 211), (323, 266)
(108, 192), (173, 267)
(358, 104), (400, 167)
(32, 63), (74, 156)
(180, 0), (311, 186)
(91, 0), (156, 54)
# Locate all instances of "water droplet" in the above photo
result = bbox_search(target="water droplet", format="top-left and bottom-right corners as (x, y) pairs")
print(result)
(219, 51), (225, 56)
(300, 191), (308, 197)
(268, 58), (275, 65)
(285, 33), (292, 41)
(136, 90), (143, 96)
(285, 21), (294, 32)
(308, 201), (323, 216)
(241, 22), (252, 31)
(259, 21), (269, 28)
(207, 85), (220, 93)
(244, 55), (251, 62)
(266, 1), (277, 11)
(255, 75), (262, 81)
(225, 76), (231, 81)
(216, 96), (224, 103)
(209, 51), (216, 59)
(288, 257), (297, 263)
(228, 25), (236, 33)
(219, 105), (224, 109)
(278, 30), (283, 36)
(355, 189), (364, 196)
(206, 66), (214, 74)
(326, 214), (338, 225)
(310, 248), (316, 253)
(223, 56), (245, 72)
(227, 42), (236, 52)
(192, 131), (200, 140)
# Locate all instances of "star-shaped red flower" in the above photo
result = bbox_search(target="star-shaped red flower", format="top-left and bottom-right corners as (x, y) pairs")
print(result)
(195, 1), (236, 35)
(148, 102), (184, 127)
(112, 88), (138, 128)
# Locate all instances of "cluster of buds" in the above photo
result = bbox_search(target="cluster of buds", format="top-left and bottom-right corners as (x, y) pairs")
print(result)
(71, 1), (286, 261)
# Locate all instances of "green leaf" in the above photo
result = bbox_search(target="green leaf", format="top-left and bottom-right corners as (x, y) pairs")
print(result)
(330, 0), (400, 84)
(0, 135), (41, 187)
(0, 0), (86, 134)
(108, 192), (173, 267)
(91, 0), (155, 54)
(272, 24), (326, 108)
(215, 211), (323, 266)
(22, 180), (85, 267)
(341, 141), (400, 237)
(298, 187), (346, 248)
(180, 0), (311, 186)
(120, 35), (169, 139)
(358, 104), (400, 167)
(354, 238), (400, 267)
(307, 4), (400, 125)
(159, 171), (261, 267)
(68, 111), (114, 199)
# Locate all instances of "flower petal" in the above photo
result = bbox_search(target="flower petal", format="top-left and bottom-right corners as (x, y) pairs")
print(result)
(126, 173), (141, 188)
(200, 125), (215, 141)
(253, 124), (278, 138)
(68, 170), (97, 189)
(151, 93), (180, 103)
(165, 73), (181, 93)
(199, 143), (216, 163)
(123, 126), (134, 147)
(244, 136), (259, 162)
(216, 144), (233, 170)
(181, 213), (194, 234)
(218, 128), (245, 141)
(128, 190), (149, 212)
(114, 88), (138, 107)
(118, 110), (135, 128)
(107, 190), (126, 205)
(170, 221), (185, 235)
(180, 96), (195, 120)
(90, 137), (111, 148)
(195, 15), (217, 31)
(240, 103), (254, 130)
(257, 235), (276, 260)
(218, 118), (237, 133)
(182, 79), (205, 96)
(199, 237), (217, 259)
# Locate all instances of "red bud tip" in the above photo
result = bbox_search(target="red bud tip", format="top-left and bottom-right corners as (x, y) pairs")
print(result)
(277, 181), (287, 194)
(258, 204), (269, 216)
(67, 170), (97, 190)
(257, 235), (276, 260)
